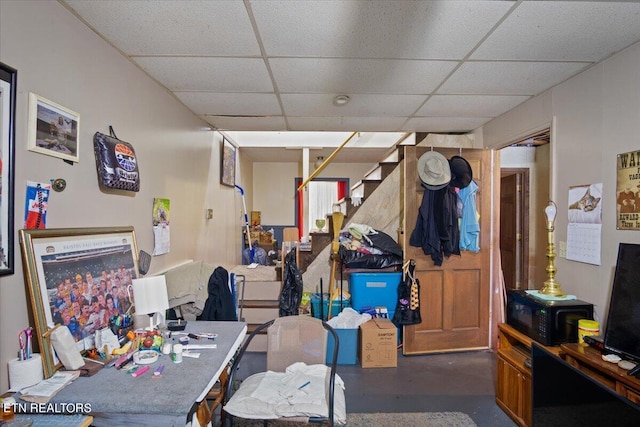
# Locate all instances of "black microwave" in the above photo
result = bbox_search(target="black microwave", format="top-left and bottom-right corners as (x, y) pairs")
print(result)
(506, 290), (594, 346)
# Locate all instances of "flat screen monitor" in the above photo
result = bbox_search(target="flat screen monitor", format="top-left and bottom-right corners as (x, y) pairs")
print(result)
(604, 243), (640, 366)
(532, 343), (640, 426)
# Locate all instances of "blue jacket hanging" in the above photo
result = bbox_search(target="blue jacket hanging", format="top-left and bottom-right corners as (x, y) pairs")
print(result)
(459, 180), (480, 252)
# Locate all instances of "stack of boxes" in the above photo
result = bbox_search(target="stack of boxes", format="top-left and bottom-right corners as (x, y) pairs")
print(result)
(348, 271), (401, 368)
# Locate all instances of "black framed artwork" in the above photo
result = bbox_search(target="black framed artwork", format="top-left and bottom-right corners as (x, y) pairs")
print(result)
(0, 62), (17, 276)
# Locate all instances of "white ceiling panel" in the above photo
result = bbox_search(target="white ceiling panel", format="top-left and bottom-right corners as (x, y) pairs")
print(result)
(203, 116), (287, 132)
(417, 94), (531, 117)
(134, 57), (273, 92)
(252, 0), (514, 59)
(175, 92), (281, 116)
(404, 117), (492, 133)
(64, 0), (259, 56)
(281, 94), (427, 117)
(439, 61), (590, 95)
(288, 116), (408, 132)
(59, 0), (640, 160)
(270, 58), (456, 94)
(472, 2), (640, 62)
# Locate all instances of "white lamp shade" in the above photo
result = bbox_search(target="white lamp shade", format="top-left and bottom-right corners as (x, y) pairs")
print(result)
(132, 276), (169, 316)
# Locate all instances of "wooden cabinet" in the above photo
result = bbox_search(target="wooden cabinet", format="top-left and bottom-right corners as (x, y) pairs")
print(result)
(496, 323), (561, 427)
(561, 343), (640, 405)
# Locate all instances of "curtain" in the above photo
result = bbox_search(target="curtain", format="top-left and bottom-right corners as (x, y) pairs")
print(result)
(308, 181), (338, 233)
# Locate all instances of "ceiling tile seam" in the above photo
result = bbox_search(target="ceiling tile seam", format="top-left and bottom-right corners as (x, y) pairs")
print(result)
(399, 0), (524, 130)
(244, 0), (289, 129)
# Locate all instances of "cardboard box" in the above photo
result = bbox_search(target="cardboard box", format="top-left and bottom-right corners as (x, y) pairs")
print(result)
(359, 318), (397, 368)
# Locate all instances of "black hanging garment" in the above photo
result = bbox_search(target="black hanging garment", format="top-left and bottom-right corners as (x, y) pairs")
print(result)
(197, 266), (238, 321)
(392, 260), (422, 327)
(279, 248), (303, 317)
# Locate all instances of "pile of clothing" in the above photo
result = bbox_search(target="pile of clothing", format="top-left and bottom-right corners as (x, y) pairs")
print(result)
(338, 223), (403, 269)
(409, 151), (479, 266)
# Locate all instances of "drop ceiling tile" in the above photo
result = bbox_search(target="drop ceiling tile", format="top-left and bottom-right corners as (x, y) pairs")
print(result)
(270, 58), (456, 94)
(64, 0), (259, 55)
(403, 117), (491, 133)
(288, 116), (407, 132)
(202, 116), (287, 132)
(175, 92), (281, 116)
(281, 94), (426, 116)
(252, 0), (512, 59)
(133, 57), (273, 92)
(417, 94), (530, 117)
(439, 61), (589, 95)
(472, 1), (640, 61)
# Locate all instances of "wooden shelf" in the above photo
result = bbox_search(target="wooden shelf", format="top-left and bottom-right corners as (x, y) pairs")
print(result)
(496, 324), (561, 427)
(561, 343), (640, 405)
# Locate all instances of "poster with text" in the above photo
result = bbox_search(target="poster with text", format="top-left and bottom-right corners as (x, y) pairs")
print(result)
(616, 150), (640, 230)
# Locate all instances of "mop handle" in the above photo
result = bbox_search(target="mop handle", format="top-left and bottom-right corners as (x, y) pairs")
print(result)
(235, 185), (255, 262)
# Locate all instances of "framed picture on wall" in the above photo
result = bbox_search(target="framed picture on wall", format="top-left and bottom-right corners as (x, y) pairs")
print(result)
(0, 62), (17, 276)
(27, 92), (80, 163)
(221, 137), (236, 187)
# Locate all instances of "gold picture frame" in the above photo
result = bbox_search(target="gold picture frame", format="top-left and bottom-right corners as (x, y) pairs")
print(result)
(19, 227), (139, 377)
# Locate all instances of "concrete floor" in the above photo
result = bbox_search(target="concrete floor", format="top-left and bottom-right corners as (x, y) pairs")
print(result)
(235, 349), (516, 427)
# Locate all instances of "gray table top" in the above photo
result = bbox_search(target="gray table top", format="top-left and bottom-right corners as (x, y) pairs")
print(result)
(49, 321), (247, 426)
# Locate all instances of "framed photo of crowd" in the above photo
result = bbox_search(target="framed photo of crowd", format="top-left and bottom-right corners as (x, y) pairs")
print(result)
(19, 227), (140, 377)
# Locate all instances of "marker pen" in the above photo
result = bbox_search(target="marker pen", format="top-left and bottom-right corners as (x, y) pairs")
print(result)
(154, 364), (164, 376)
(132, 365), (150, 377)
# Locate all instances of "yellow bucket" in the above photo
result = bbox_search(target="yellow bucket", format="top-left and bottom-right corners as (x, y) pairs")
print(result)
(578, 319), (600, 345)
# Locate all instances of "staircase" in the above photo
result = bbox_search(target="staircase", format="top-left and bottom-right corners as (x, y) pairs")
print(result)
(233, 139), (410, 351)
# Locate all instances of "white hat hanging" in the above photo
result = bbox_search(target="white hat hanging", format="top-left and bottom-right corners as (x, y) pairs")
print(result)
(417, 151), (451, 190)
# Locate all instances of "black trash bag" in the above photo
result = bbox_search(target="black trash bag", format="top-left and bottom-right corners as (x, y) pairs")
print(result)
(367, 230), (403, 258)
(197, 266), (238, 321)
(339, 245), (404, 269)
(279, 248), (303, 316)
(392, 260), (422, 327)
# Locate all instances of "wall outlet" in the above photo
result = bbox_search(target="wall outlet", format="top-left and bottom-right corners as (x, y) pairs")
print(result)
(559, 241), (567, 258)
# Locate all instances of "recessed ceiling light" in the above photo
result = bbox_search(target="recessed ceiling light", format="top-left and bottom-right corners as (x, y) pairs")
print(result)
(333, 95), (350, 106)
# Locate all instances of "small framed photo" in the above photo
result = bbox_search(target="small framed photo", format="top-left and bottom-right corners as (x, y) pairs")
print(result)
(221, 137), (236, 187)
(28, 92), (80, 163)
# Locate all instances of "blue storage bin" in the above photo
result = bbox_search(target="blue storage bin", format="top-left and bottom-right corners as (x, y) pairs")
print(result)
(311, 293), (351, 321)
(349, 271), (401, 316)
(326, 328), (358, 365)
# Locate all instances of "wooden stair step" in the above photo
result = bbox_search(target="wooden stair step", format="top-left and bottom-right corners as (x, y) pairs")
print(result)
(240, 300), (279, 309)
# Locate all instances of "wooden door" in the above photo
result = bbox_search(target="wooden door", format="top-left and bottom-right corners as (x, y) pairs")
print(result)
(402, 146), (499, 354)
(500, 169), (529, 290)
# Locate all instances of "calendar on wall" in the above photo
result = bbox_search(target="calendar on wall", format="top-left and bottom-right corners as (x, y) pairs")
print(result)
(566, 183), (602, 265)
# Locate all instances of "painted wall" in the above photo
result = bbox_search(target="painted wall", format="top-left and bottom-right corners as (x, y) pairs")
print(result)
(483, 41), (640, 324)
(0, 1), (243, 391)
(253, 161), (372, 226)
